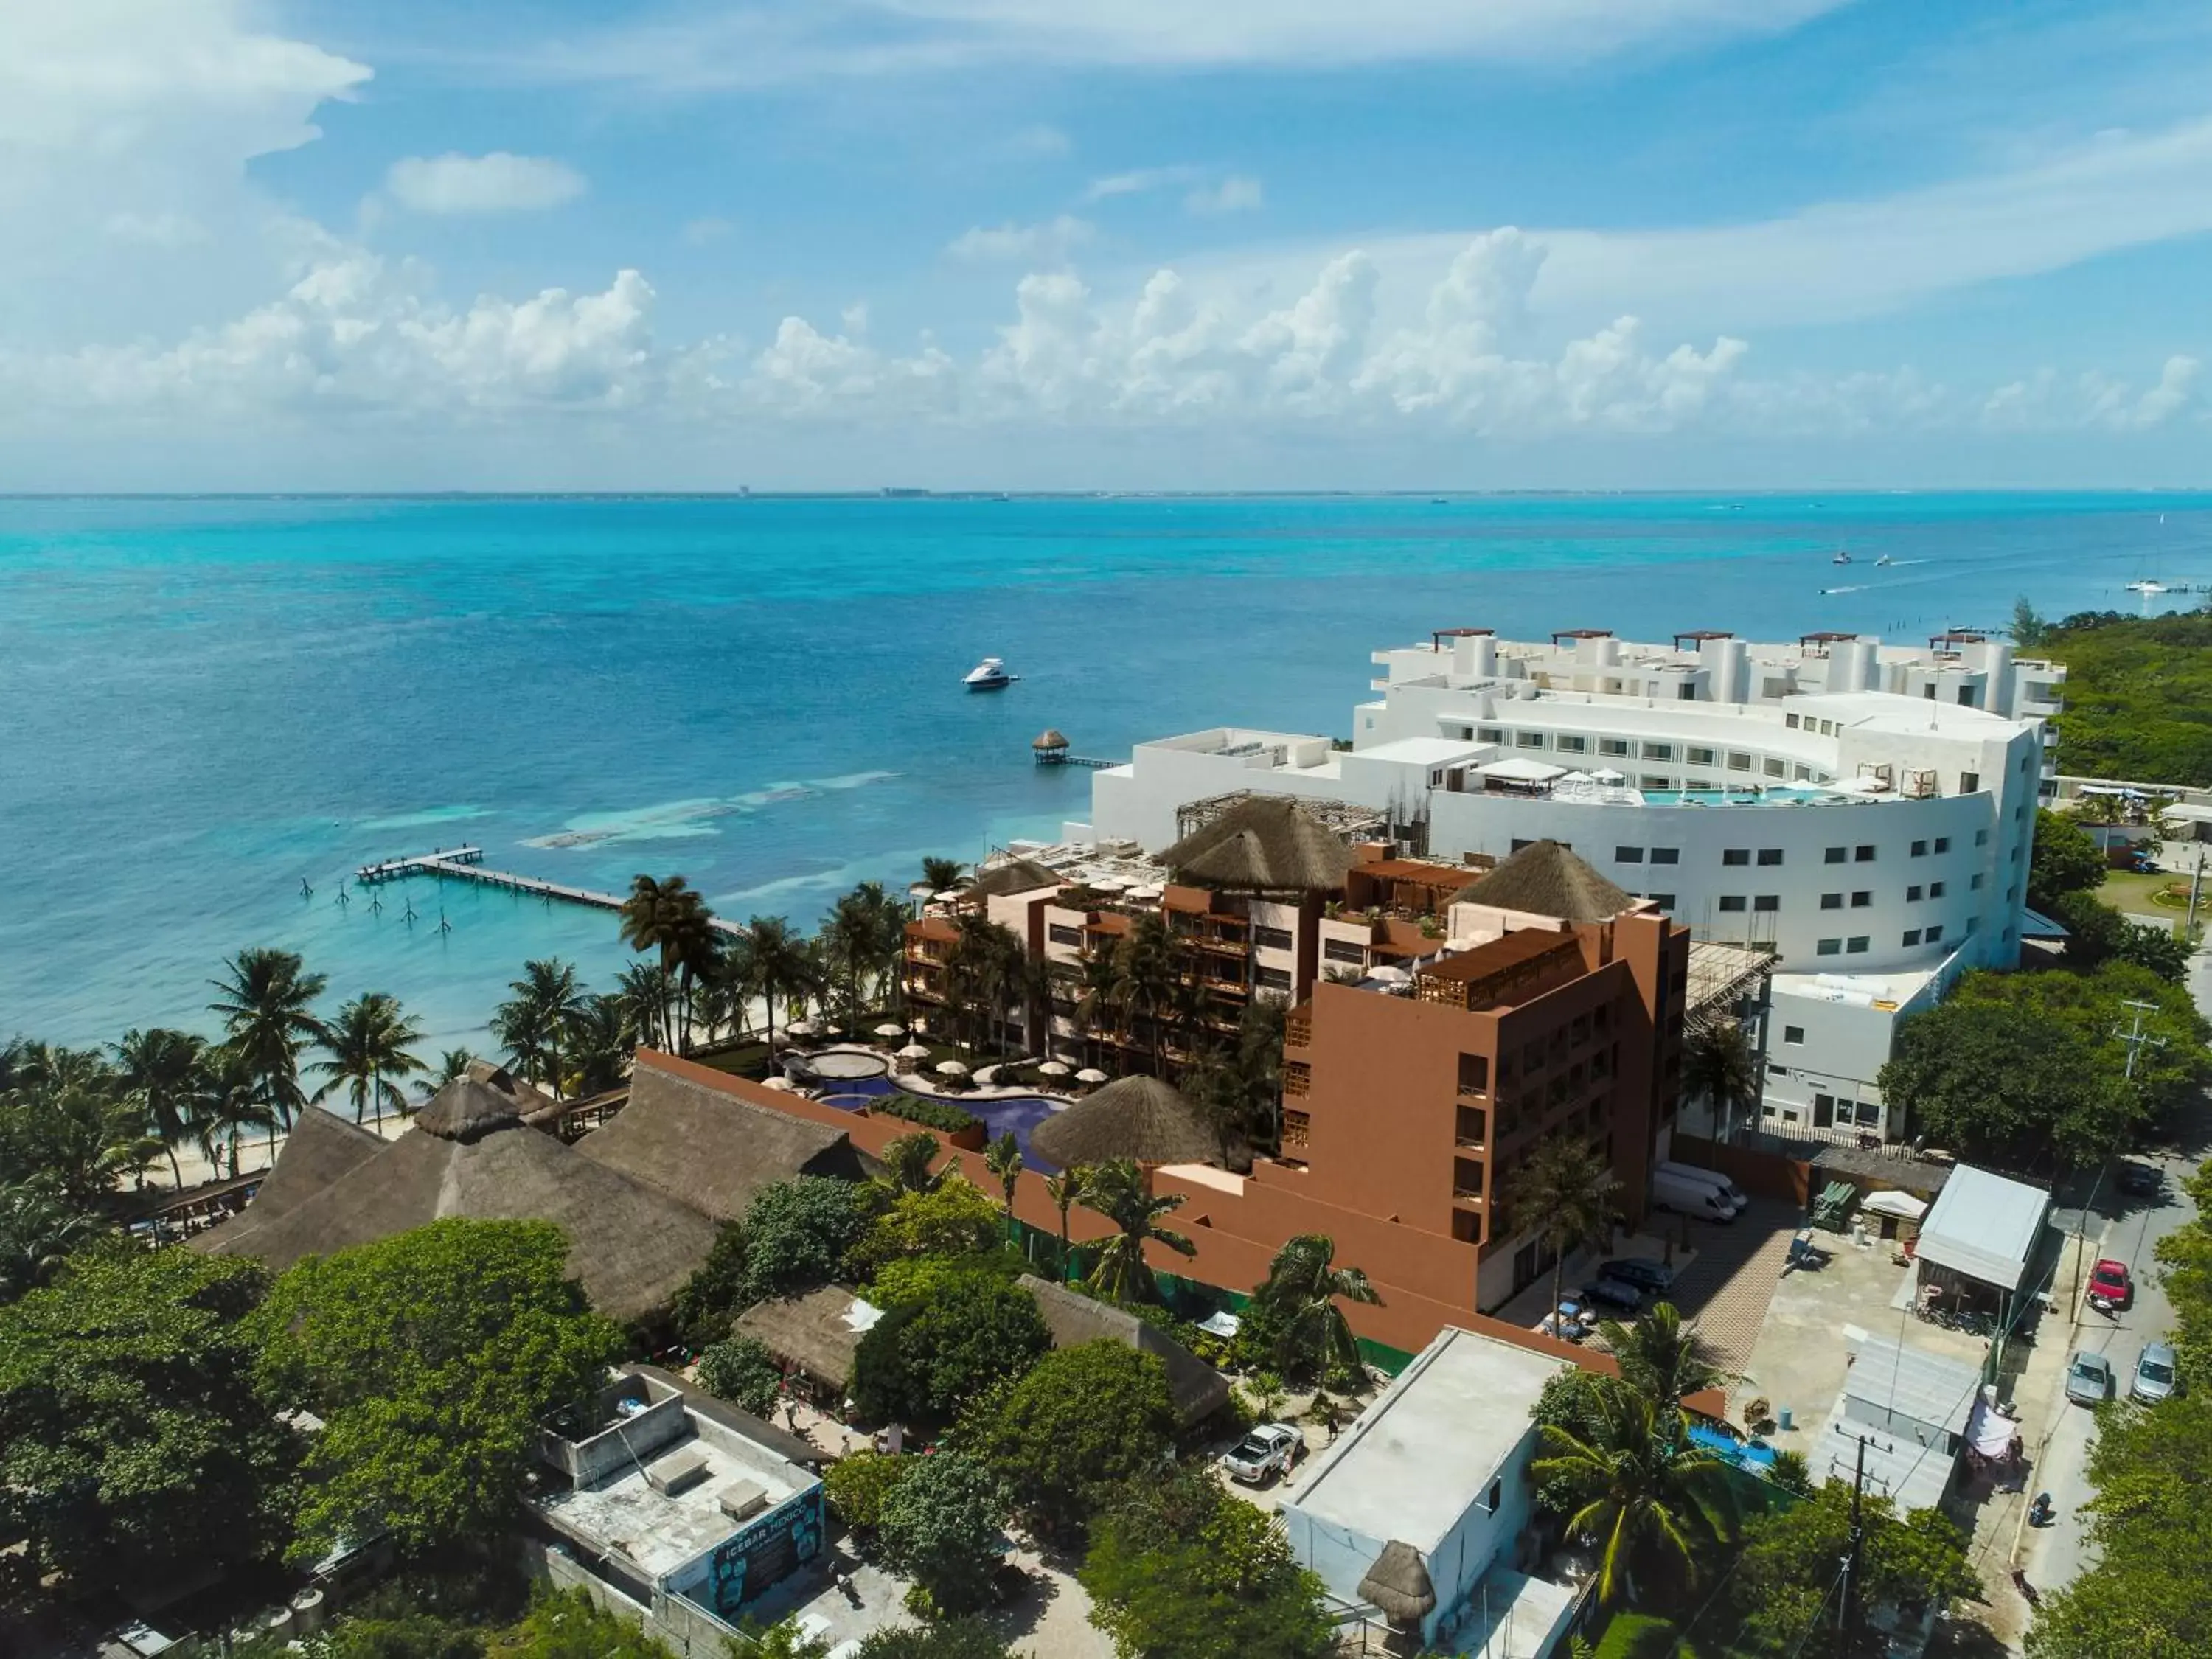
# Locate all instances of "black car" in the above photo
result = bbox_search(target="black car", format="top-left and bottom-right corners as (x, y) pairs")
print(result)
(1601, 1258), (1676, 1294)
(2118, 1163), (2161, 1200)
(1579, 1277), (1645, 1313)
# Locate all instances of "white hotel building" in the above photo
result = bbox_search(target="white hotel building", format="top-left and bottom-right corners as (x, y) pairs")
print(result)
(1073, 627), (2051, 1145)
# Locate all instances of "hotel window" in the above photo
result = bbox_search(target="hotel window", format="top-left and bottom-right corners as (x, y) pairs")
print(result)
(1642, 776), (1672, 790)
(1795, 765), (1814, 781)
(1961, 771), (1980, 793)
(1764, 758), (1787, 778)
(1906, 885), (1923, 902)
(1048, 924), (1082, 946)
(1847, 936), (1871, 953)
(1784, 1025), (1804, 1044)
(1911, 839), (1927, 856)
(1971, 873), (1985, 889)
(1723, 848), (1750, 866)
(1511, 838), (1534, 853)
(1650, 847), (1679, 865)
(1975, 828), (1990, 846)
(1757, 849), (1784, 866)
(1934, 836), (1950, 853)
(1687, 746), (1716, 765)
(1646, 893), (1676, 910)
(1816, 938), (1842, 956)
(1517, 732), (1548, 748)
(1851, 891), (1872, 908)
(1599, 737), (1631, 757)
(1753, 895), (1780, 912)
(1253, 924), (1293, 950)
(1256, 966), (1293, 992)
(1641, 742), (1674, 760)
(1767, 1062), (1789, 1078)
(1855, 844), (1877, 861)
(1785, 713), (1801, 729)
(1902, 928), (1921, 947)
(1930, 881), (1946, 898)
(1821, 893), (1843, 909)
(1557, 734), (1589, 753)
(1322, 939), (1366, 965)
(1926, 924), (1944, 942)
(1479, 726), (1505, 742)
(1615, 846), (1644, 863)
(1728, 751), (1754, 771)
(1453, 726), (1475, 740)
(1457, 1054), (1490, 1096)
(1718, 895), (1747, 912)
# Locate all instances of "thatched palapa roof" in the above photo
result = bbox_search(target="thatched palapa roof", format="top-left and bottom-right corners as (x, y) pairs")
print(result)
(964, 858), (1065, 901)
(577, 1061), (866, 1223)
(1160, 795), (1355, 893)
(732, 1286), (879, 1393)
(1029, 1074), (1217, 1169)
(1451, 839), (1633, 922)
(414, 1060), (554, 1141)
(1359, 1540), (1437, 1627)
(1032, 728), (1069, 751)
(1018, 1275), (1230, 1425)
(198, 1107), (383, 1255)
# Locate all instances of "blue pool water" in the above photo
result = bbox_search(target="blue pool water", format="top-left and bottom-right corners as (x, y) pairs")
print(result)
(811, 1072), (1067, 1171)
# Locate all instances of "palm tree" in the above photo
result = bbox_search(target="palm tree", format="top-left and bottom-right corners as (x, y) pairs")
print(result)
(1043, 1165), (1086, 1282)
(1112, 914), (1183, 1074)
(312, 992), (428, 1125)
(431, 1048), (474, 1089)
(1680, 1020), (1761, 1144)
(208, 947), (327, 1132)
(821, 883), (899, 1037)
(1074, 943), (1124, 1070)
(619, 874), (720, 1053)
(491, 958), (588, 1099)
(877, 1131), (945, 1197)
(1531, 1380), (1736, 1607)
(0, 1178), (101, 1299)
(1254, 1234), (1382, 1410)
(1077, 1157), (1195, 1304)
(616, 961), (676, 1052)
(919, 856), (967, 895)
(984, 1132), (1023, 1224)
(113, 1027), (206, 1187)
(1502, 1132), (1621, 1335)
(1597, 1302), (1728, 1408)
(567, 995), (636, 1098)
(745, 915), (821, 1057)
(185, 1046), (273, 1178)
(0, 1073), (160, 1209)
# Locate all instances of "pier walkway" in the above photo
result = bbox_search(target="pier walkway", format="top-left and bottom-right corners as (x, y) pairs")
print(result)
(355, 847), (748, 936)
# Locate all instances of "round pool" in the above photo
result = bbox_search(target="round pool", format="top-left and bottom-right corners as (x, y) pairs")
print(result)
(804, 1049), (891, 1082)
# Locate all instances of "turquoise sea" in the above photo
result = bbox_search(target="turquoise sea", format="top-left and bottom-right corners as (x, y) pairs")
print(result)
(1, 492), (2202, 1051)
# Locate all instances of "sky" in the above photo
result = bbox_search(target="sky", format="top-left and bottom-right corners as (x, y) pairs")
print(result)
(4, 0), (2212, 490)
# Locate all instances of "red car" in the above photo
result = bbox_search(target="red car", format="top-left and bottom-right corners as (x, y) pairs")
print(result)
(2090, 1259), (2134, 1310)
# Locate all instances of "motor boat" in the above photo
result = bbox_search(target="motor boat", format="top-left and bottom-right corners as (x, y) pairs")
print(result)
(1832, 549), (1853, 566)
(963, 657), (1017, 692)
(1874, 553), (1893, 566)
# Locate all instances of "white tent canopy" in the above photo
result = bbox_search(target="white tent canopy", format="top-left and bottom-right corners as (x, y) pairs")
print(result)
(1863, 1189), (1928, 1222)
(1915, 1164), (2050, 1293)
(1478, 757), (1568, 784)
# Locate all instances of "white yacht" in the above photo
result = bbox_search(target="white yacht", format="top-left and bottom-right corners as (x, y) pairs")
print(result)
(964, 657), (1017, 692)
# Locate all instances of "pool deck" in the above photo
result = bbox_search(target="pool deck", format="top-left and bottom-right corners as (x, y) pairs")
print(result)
(793, 1047), (1074, 1171)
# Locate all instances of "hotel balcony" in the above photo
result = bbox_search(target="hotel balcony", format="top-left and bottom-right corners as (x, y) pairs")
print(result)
(1285, 1004), (1312, 1049)
(1284, 1060), (1312, 1099)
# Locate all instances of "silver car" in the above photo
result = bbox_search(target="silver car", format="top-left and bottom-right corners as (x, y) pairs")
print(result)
(2065, 1350), (2114, 1407)
(2133, 1341), (2181, 1405)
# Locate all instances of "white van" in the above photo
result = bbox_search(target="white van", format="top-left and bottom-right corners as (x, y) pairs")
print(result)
(1658, 1160), (1750, 1211)
(1651, 1169), (1739, 1223)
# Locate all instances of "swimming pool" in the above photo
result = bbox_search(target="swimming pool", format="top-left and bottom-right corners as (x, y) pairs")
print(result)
(815, 1074), (1068, 1172)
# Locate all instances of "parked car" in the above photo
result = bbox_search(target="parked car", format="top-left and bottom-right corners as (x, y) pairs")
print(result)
(1601, 1258), (1676, 1294)
(2065, 1350), (2114, 1407)
(1220, 1422), (1304, 1486)
(2133, 1341), (2181, 1405)
(1579, 1276), (1645, 1314)
(2090, 1258), (2135, 1310)
(2118, 1162), (2162, 1200)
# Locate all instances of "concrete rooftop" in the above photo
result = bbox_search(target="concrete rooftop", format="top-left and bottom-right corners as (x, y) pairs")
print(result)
(537, 1430), (807, 1584)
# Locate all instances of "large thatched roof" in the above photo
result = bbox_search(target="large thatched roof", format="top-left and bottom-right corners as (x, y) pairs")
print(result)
(577, 1060), (866, 1224)
(1029, 1074), (1218, 1169)
(196, 1113), (719, 1325)
(1359, 1540), (1437, 1627)
(413, 1060), (554, 1142)
(201, 1107), (383, 1255)
(1160, 796), (1355, 893)
(965, 858), (1065, 901)
(1019, 1275), (1230, 1425)
(1451, 839), (1632, 922)
(733, 1286), (876, 1393)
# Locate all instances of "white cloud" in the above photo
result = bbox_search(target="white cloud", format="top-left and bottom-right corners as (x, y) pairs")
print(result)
(518, 0), (1851, 89)
(1186, 175), (1264, 216)
(681, 215), (737, 246)
(945, 215), (1095, 262)
(384, 152), (588, 215)
(1983, 355), (2202, 432)
(1084, 165), (1203, 201)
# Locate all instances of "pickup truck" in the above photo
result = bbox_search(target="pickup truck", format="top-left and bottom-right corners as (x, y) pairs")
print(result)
(1220, 1422), (1305, 1486)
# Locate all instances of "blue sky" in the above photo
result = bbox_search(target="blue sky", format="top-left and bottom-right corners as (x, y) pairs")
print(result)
(4, 0), (2212, 488)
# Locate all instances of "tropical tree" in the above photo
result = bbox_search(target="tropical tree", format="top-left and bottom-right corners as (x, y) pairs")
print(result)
(1251, 1234), (1381, 1409)
(1599, 1302), (1727, 1408)
(491, 957), (588, 1099)
(984, 1132), (1023, 1223)
(113, 1026), (206, 1186)
(184, 1044), (272, 1178)
(958, 1340), (1178, 1543)
(1073, 942), (1125, 1071)
(875, 1451), (1010, 1615)
(1077, 1158), (1194, 1304)
(430, 1048), (473, 1090)
(0, 1178), (101, 1301)
(1680, 1020), (1762, 1144)
(617, 961), (678, 1051)
(2028, 807), (2108, 912)
(920, 856), (967, 895)
(618, 874), (720, 1053)
(1531, 1379), (1736, 1607)
(745, 914), (823, 1056)
(1043, 1165), (1086, 1281)
(208, 946), (327, 1132)
(313, 992), (427, 1125)
(1501, 1133), (1621, 1332)
(877, 1130), (947, 1197)
(1112, 914), (1183, 1074)
(821, 883), (902, 1037)
(0, 1068), (159, 1211)
(566, 994), (636, 1097)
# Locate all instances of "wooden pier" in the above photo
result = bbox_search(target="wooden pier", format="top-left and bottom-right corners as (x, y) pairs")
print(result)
(355, 848), (747, 936)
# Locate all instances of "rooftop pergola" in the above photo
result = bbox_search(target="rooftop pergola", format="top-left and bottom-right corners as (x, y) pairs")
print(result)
(1550, 627), (1614, 646)
(1682, 939), (1775, 1035)
(1430, 626), (1495, 650)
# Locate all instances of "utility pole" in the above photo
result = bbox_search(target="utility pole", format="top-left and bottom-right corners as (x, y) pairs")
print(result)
(2071, 1001), (2168, 1330)
(2185, 851), (2205, 948)
(2116, 998), (2167, 1084)
(1836, 1435), (1867, 1659)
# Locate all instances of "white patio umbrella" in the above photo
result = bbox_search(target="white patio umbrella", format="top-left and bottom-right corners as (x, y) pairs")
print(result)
(896, 1043), (931, 1060)
(1075, 1068), (1109, 1085)
(1592, 767), (1629, 783)
(933, 890), (964, 902)
(935, 1059), (970, 1077)
(1367, 964), (1412, 985)
(1037, 1060), (1071, 1078)
(761, 1076), (796, 1092)
(874, 1023), (906, 1039)
(787, 1018), (816, 1037)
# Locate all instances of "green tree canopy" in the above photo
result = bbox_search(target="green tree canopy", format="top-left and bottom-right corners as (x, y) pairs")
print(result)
(695, 1333), (782, 1416)
(1724, 1481), (1973, 1656)
(849, 1175), (1004, 1276)
(956, 1340), (1178, 1543)
(2028, 809), (2108, 911)
(489, 1587), (681, 1659)
(2046, 889), (2194, 981)
(1080, 1467), (1334, 1659)
(851, 1270), (1050, 1428)
(852, 1621), (1015, 1659)
(2035, 611), (2212, 786)
(741, 1175), (877, 1302)
(250, 1218), (622, 1562)
(875, 1451), (1010, 1616)
(0, 1247), (296, 1596)
(668, 1220), (748, 1347)
(824, 1447), (911, 1532)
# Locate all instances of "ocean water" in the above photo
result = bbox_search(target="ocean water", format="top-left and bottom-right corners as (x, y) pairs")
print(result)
(1, 491), (2201, 1052)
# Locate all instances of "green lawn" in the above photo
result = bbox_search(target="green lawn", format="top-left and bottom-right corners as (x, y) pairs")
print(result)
(2096, 869), (2194, 919)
